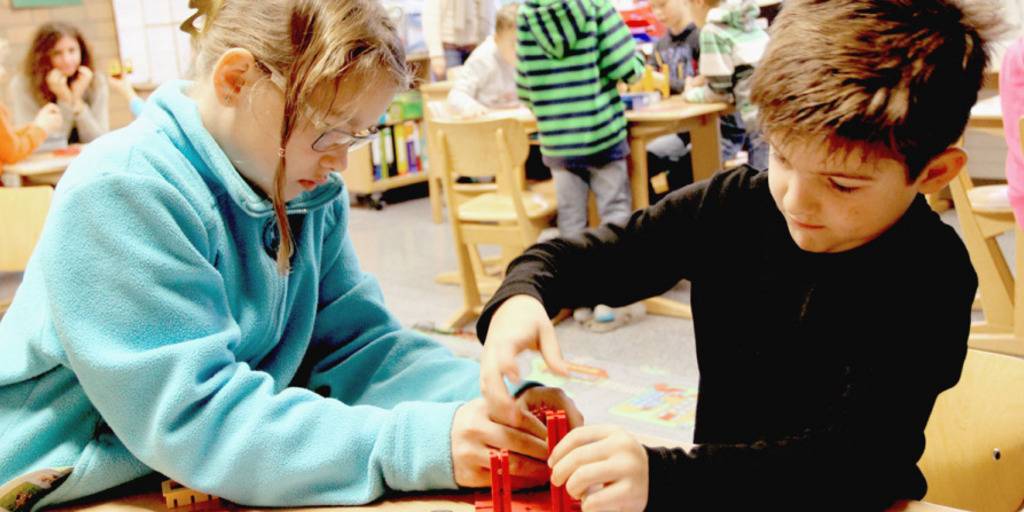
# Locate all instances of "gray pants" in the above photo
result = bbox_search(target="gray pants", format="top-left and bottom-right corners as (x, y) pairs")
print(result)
(552, 158), (632, 237)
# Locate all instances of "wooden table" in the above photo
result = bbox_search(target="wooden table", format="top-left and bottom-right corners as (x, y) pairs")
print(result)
(476, 96), (728, 210)
(1, 149), (80, 187)
(624, 97), (728, 209)
(49, 423), (964, 512)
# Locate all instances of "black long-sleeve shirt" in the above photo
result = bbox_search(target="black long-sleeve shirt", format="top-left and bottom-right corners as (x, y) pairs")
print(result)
(477, 166), (977, 511)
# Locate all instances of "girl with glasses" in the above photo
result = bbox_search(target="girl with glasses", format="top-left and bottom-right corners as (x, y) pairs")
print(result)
(0, 0), (579, 510)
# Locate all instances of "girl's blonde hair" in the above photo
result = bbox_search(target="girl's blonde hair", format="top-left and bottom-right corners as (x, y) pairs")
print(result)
(182, 0), (411, 273)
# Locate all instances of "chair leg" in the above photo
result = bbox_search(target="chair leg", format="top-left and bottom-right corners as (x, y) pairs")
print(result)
(642, 297), (693, 319)
(429, 174), (444, 224)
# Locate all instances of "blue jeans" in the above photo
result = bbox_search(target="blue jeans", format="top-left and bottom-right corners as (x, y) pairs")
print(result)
(552, 159), (632, 237)
(720, 113), (769, 171)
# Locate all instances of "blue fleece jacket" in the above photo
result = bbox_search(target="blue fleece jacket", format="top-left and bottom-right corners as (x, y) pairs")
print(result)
(0, 81), (482, 509)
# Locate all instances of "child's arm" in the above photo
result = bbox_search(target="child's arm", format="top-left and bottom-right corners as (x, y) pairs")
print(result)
(0, 102), (55, 163)
(595, 0), (645, 85)
(477, 176), (710, 422)
(548, 425), (649, 512)
(447, 55), (490, 117)
(35, 174), (551, 506)
(684, 29), (735, 104)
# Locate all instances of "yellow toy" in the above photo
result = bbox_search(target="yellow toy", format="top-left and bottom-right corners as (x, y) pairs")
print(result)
(629, 64), (670, 98)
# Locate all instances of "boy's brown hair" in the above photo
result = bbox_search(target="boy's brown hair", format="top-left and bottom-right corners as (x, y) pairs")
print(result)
(751, 0), (1001, 180)
(496, 3), (521, 33)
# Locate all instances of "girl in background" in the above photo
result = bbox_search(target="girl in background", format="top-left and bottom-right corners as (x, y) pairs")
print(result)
(0, 0), (577, 510)
(10, 22), (108, 144)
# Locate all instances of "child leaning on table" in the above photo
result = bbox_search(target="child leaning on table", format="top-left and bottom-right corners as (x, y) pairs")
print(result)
(683, 0), (769, 170)
(477, 0), (999, 510)
(446, 2), (521, 117)
(0, 38), (62, 163)
(0, 0), (580, 510)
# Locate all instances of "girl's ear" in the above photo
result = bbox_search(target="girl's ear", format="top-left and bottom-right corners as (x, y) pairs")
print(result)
(212, 48), (258, 106)
(916, 147), (967, 195)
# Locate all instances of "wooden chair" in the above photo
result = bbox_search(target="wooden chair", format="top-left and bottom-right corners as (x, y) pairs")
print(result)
(918, 348), (1024, 512)
(0, 186), (54, 316)
(433, 117), (557, 329)
(419, 82), (456, 224)
(947, 145), (1024, 356)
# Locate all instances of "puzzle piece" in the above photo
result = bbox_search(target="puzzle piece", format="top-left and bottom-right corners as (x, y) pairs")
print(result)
(161, 480), (218, 509)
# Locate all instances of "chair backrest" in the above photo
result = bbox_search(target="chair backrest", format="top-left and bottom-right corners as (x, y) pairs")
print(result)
(0, 186), (54, 271)
(433, 117), (530, 196)
(919, 349), (1024, 512)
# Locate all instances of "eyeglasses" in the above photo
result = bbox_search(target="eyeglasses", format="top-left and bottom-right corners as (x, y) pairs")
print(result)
(252, 59), (380, 154)
(312, 126), (379, 153)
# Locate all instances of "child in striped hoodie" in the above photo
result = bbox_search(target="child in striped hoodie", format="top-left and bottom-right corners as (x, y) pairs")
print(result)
(515, 0), (644, 238)
(683, 0), (769, 170)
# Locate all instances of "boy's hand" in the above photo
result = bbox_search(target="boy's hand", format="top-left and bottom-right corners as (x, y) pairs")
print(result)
(480, 295), (570, 425)
(32, 103), (63, 135)
(450, 397), (550, 488)
(462, 102), (489, 118)
(549, 425), (649, 512)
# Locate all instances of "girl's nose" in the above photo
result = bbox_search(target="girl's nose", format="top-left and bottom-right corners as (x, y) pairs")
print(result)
(319, 146), (349, 173)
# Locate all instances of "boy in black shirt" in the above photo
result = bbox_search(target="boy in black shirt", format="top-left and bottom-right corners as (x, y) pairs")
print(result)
(476, 0), (999, 510)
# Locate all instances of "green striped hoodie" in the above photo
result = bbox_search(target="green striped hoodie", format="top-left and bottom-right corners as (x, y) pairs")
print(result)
(515, 0), (644, 161)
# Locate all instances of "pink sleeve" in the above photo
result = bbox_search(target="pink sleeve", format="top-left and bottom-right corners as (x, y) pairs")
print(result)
(1000, 37), (1024, 228)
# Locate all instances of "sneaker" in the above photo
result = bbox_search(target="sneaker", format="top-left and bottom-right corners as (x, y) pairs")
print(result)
(573, 307), (593, 323)
(593, 304), (616, 323)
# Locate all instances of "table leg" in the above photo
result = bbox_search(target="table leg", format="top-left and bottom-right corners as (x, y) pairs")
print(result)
(689, 113), (722, 183)
(629, 135), (651, 210)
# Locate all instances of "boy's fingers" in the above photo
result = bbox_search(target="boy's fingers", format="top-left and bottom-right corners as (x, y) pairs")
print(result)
(480, 369), (517, 421)
(537, 325), (569, 376)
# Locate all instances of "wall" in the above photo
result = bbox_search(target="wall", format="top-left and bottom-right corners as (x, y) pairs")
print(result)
(0, 0), (132, 131)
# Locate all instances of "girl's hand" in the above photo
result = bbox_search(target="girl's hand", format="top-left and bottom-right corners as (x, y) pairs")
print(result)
(480, 295), (570, 426)
(32, 103), (63, 135)
(69, 65), (94, 102)
(46, 68), (73, 104)
(513, 386), (584, 440)
(549, 425), (650, 512)
(450, 397), (551, 488)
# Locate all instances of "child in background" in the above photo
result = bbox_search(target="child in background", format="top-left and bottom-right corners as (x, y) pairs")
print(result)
(0, 38), (62, 163)
(648, 0), (699, 97)
(423, 0), (496, 80)
(515, 0), (645, 326)
(1001, 35), (1024, 229)
(10, 22), (109, 144)
(0, 0), (580, 510)
(683, 0), (769, 170)
(479, 0), (996, 511)
(447, 2), (520, 117)
(644, 0), (699, 192)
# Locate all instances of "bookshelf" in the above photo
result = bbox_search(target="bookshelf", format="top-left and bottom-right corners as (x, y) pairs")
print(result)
(344, 117), (429, 210)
